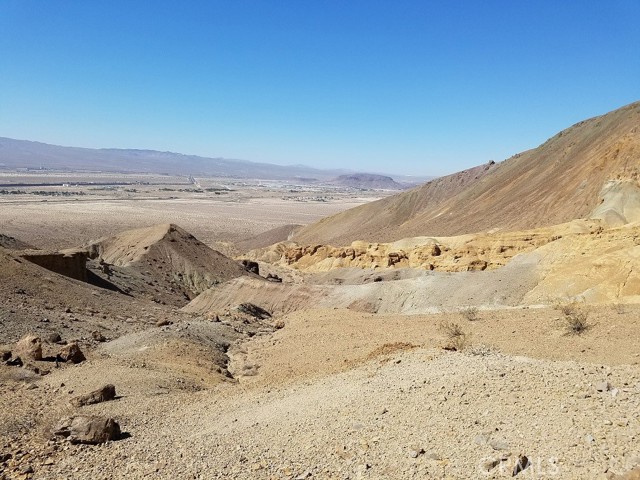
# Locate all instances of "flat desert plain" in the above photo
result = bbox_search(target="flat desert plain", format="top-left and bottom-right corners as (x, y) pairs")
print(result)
(0, 171), (384, 251)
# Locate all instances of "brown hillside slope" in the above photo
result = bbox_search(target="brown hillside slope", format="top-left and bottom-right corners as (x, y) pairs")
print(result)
(0, 246), (179, 343)
(84, 224), (251, 306)
(294, 101), (640, 246)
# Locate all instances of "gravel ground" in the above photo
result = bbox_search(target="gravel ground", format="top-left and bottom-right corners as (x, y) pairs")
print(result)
(4, 343), (638, 480)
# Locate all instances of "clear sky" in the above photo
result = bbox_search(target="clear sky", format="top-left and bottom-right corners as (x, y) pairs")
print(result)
(1, 1), (639, 176)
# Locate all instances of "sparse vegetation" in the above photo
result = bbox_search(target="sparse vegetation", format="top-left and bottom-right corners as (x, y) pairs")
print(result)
(460, 305), (479, 321)
(554, 300), (591, 335)
(564, 310), (590, 335)
(553, 299), (581, 316)
(439, 320), (470, 351)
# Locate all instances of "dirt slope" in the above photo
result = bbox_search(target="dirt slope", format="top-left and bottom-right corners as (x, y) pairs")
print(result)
(182, 253), (539, 317)
(235, 224), (302, 253)
(295, 101), (640, 246)
(0, 246), (181, 344)
(7, 306), (640, 480)
(0, 234), (33, 250)
(84, 224), (251, 306)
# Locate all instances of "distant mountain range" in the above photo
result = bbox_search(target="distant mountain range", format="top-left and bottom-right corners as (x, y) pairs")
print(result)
(0, 137), (428, 184)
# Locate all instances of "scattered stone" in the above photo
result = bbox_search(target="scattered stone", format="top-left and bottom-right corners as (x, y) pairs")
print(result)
(92, 331), (106, 342)
(237, 303), (271, 320)
(484, 457), (502, 472)
(596, 381), (611, 392)
(58, 343), (86, 363)
(408, 447), (425, 458)
(14, 334), (43, 361)
(241, 259), (259, 275)
(71, 384), (117, 407)
(1, 350), (11, 361)
(6, 356), (23, 367)
(53, 415), (121, 444)
(156, 319), (171, 327)
(266, 273), (282, 282)
(23, 363), (41, 375)
(46, 332), (62, 343)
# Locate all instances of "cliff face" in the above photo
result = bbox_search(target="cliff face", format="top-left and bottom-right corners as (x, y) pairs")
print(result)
(20, 250), (88, 282)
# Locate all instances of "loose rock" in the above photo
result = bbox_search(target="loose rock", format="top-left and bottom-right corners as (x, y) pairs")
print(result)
(14, 334), (42, 361)
(92, 331), (106, 342)
(58, 342), (86, 363)
(53, 415), (121, 444)
(70, 384), (117, 407)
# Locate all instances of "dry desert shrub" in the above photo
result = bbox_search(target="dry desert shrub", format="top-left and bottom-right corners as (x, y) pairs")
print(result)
(460, 306), (479, 321)
(564, 309), (591, 335)
(439, 321), (469, 351)
(554, 300), (579, 316)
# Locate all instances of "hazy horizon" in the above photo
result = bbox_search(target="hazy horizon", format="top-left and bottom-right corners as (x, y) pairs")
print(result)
(1, 1), (639, 176)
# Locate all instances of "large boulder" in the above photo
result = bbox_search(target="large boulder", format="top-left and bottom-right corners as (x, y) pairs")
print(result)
(53, 415), (121, 444)
(14, 335), (42, 361)
(70, 384), (116, 407)
(59, 342), (86, 363)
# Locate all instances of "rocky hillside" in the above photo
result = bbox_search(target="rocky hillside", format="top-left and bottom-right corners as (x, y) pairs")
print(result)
(83, 224), (252, 306)
(294, 101), (640, 246)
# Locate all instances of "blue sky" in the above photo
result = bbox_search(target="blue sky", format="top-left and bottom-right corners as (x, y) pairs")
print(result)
(1, 1), (639, 176)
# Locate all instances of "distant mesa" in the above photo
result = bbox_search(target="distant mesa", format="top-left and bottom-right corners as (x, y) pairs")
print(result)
(329, 173), (407, 190)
